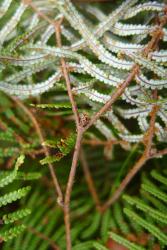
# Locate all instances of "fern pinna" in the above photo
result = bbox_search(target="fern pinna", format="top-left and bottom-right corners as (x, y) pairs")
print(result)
(0, 0), (167, 249)
(0, 155), (32, 242)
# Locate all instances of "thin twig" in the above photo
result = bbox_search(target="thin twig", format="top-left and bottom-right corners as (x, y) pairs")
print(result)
(24, 0), (54, 26)
(55, 20), (80, 130)
(83, 138), (128, 147)
(101, 105), (159, 211)
(80, 148), (101, 211)
(54, 20), (83, 250)
(63, 129), (83, 250)
(150, 149), (167, 158)
(10, 96), (63, 206)
(27, 225), (60, 250)
(83, 65), (139, 132)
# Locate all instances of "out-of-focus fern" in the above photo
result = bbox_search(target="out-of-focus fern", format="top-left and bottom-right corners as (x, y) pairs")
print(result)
(0, 155), (33, 242)
(1, 147), (124, 249)
(109, 169), (167, 249)
(2, 147), (167, 249)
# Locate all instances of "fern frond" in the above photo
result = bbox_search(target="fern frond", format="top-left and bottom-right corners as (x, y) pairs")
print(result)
(100, 209), (111, 243)
(112, 22), (153, 36)
(124, 208), (167, 244)
(120, 134), (143, 143)
(123, 195), (167, 225)
(0, 186), (31, 207)
(113, 202), (130, 235)
(25, 44), (123, 87)
(104, 34), (143, 53)
(3, 209), (31, 224)
(15, 172), (42, 180)
(32, 102), (71, 109)
(81, 212), (101, 239)
(40, 154), (63, 165)
(0, 0), (13, 19)
(151, 50), (167, 63)
(118, 107), (150, 119)
(95, 120), (115, 140)
(124, 2), (165, 19)
(142, 183), (167, 203)
(0, 71), (61, 97)
(0, 155), (24, 187)
(69, 0), (138, 50)
(73, 241), (93, 250)
(93, 242), (109, 250)
(136, 73), (167, 90)
(56, 0), (134, 70)
(41, 133), (76, 165)
(126, 52), (167, 78)
(151, 170), (167, 186)
(0, 225), (26, 242)
(0, 2), (28, 46)
(109, 231), (145, 250)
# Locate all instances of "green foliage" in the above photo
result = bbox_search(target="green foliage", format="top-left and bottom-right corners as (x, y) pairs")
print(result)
(40, 133), (76, 165)
(31, 103), (72, 109)
(109, 232), (145, 250)
(0, 186), (31, 207)
(124, 208), (167, 244)
(81, 211), (101, 239)
(0, 155), (40, 243)
(0, 129), (14, 141)
(2, 209), (31, 224)
(0, 225), (26, 242)
(0, 155), (24, 187)
(151, 170), (167, 186)
(72, 241), (94, 250)
(110, 170), (167, 248)
(93, 242), (109, 250)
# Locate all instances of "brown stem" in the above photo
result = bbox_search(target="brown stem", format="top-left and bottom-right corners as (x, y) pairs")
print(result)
(83, 138), (128, 147)
(27, 225), (60, 250)
(26, 1), (54, 26)
(150, 149), (167, 158)
(101, 105), (159, 212)
(54, 19), (83, 250)
(10, 96), (63, 206)
(80, 148), (101, 211)
(55, 20), (80, 130)
(83, 65), (139, 132)
(64, 129), (83, 250)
